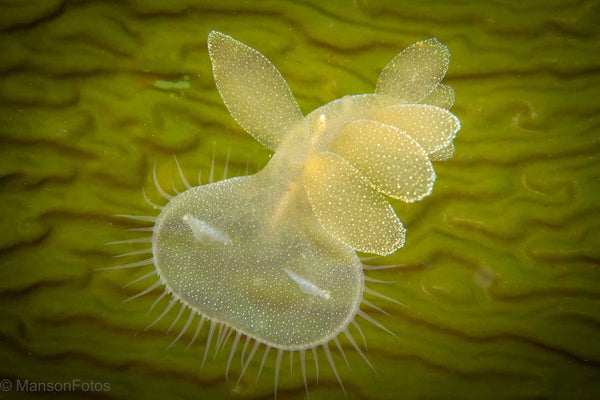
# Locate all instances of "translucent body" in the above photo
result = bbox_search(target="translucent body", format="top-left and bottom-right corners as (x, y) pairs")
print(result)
(153, 164), (363, 349)
(151, 31), (460, 351)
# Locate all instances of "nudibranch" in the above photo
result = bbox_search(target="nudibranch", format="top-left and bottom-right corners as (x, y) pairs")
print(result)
(105, 31), (460, 396)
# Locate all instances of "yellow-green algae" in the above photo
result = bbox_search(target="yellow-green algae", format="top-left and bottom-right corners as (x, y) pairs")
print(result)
(0, 1), (599, 400)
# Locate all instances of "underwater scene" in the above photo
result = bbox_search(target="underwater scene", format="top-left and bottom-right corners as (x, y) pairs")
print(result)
(0, 1), (599, 399)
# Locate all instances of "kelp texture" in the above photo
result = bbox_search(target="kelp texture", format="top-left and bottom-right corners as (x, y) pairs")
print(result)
(0, 1), (599, 400)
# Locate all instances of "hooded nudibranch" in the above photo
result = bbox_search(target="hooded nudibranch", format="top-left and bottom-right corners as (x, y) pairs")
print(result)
(104, 31), (460, 396)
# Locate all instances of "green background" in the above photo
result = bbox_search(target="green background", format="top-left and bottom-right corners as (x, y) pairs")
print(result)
(0, 0), (599, 399)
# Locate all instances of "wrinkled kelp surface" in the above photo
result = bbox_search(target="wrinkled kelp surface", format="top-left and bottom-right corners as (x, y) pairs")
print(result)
(0, 1), (599, 399)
